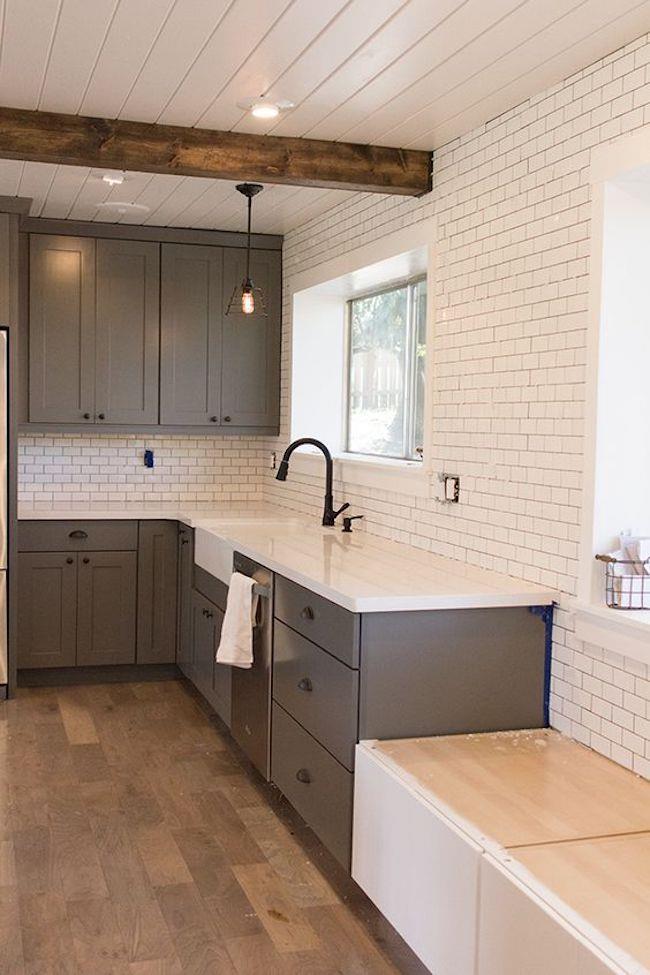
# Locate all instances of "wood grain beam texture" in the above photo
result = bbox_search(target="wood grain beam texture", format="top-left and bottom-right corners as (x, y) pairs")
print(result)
(0, 106), (432, 196)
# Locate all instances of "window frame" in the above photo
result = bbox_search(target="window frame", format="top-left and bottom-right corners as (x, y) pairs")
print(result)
(343, 274), (427, 462)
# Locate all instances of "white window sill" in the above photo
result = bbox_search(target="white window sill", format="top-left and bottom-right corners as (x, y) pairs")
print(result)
(572, 599), (650, 666)
(289, 450), (430, 498)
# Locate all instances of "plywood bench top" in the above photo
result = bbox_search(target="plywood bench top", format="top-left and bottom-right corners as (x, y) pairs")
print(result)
(370, 729), (650, 848)
(509, 833), (650, 971)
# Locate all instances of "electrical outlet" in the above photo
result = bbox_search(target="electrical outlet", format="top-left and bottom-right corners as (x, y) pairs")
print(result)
(437, 472), (460, 504)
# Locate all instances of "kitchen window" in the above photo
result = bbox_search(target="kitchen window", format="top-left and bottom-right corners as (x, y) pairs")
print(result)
(345, 277), (426, 461)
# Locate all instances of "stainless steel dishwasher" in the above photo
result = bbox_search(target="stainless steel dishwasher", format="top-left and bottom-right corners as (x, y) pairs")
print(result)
(230, 551), (274, 780)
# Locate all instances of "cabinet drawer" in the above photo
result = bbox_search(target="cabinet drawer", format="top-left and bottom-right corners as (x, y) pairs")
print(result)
(194, 564), (228, 612)
(271, 703), (353, 868)
(274, 575), (359, 667)
(273, 621), (358, 770)
(18, 520), (138, 552)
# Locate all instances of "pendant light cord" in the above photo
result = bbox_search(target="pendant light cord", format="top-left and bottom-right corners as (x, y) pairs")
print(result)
(246, 194), (252, 282)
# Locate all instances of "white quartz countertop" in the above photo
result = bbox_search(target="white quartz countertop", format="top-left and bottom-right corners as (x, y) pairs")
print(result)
(18, 503), (555, 613)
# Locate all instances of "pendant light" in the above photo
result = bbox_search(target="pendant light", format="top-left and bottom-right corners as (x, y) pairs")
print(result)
(226, 182), (266, 317)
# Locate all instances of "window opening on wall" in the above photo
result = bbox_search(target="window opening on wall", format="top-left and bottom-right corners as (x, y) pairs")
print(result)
(345, 276), (426, 461)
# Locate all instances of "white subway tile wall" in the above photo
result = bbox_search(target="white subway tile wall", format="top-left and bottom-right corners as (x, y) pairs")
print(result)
(18, 434), (267, 505)
(17, 31), (650, 777)
(261, 32), (650, 776)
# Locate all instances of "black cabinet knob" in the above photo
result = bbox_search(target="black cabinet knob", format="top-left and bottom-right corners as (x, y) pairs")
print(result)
(297, 677), (313, 692)
(300, 606), (315, 621)
(65, 557), (73, 564)
(206, 611), (213, 619)
(223, 416), (231, 422)
(181, 538), (189, 545)
(97, 413), (105, 420)
(82, 557), (90, 564)
(210, 416), (218, 423)
(83, 412), (91, 420)
(295, 768), (311, 784)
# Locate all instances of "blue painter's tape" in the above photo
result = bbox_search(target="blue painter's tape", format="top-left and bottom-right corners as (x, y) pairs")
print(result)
(529, 603), (554, 727)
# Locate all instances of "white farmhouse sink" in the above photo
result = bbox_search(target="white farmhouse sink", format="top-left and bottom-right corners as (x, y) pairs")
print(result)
(194, 517), (307, 585)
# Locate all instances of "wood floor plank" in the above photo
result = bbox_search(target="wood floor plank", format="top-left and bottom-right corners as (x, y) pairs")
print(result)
(112, 898), (180, 967)
(70, 743), (112, 783)
(134, 824), (194, 889)
(19, 890), (77, 975)
(58, 691), (99, 745)
(196, 791), (266, 866)
(239, 806), (340, 909)
(232, 862), (321, 954)
(67, 895), (130, 974)
(48, 790), (109, 901)
(156, 882), (238, 975)
(0, 885), (24, 975)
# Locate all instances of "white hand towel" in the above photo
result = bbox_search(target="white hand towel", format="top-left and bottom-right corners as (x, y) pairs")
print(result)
(216, 572), (258, 669)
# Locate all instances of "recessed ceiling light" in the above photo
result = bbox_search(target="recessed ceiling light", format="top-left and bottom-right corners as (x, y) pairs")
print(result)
(237, 96), (294, 120)
(101, 172), (125, 186)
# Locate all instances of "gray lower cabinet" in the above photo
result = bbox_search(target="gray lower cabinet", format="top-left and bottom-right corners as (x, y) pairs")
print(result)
(270, 573), (550, 871)
(137, 521), (178, 664)
(94, 238), (160, 425)
(160, 243), (223, 426)
(221, 248), (281, 427)
(76, 551), (137, 665)
(17, 552), (78, 668)
(29, 235), (95, 424)
(271, 703), (354, 869)
(190, 590), (222, 706)
(176, 524), (194, 678)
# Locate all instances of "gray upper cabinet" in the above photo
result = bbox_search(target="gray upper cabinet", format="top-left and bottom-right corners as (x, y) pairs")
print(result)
(95, 239), (160, 425)
(29, 235), (96, 423)
(222, 248), (281, 427)
(26, 232), (281, 432)
(160, 243), (223, 426)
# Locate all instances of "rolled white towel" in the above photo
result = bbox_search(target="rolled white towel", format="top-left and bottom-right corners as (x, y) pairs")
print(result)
(216, 572), (259, 669)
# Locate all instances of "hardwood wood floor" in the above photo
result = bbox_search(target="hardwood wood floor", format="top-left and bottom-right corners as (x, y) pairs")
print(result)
(0, 680), (428, 974)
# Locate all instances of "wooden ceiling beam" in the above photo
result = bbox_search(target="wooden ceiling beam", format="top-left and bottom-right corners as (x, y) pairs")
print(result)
(0, 106), (432, 197)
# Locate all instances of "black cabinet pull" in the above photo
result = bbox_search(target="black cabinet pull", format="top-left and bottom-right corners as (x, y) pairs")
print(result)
(223, 416), (231, 422)
(295, 768), (311, 784)
(300, 606), (315, 621)
(82, 557), (90, 564)
(68, 530), (88, 539)
(209, 416), (218, 423)
(65, 557), (74, 564)
(297, 677), (313, 692)
(181, 538), (189, 545)
(97, 413), (105, 420)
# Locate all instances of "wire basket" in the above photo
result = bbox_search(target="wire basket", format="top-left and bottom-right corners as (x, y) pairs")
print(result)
(595, 554), (650, 609)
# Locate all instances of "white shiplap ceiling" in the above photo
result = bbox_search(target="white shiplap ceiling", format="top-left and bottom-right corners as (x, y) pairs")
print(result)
(1, 0), (649, 233)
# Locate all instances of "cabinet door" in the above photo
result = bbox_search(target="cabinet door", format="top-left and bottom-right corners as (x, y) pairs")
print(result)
(176, 524), (194, 678)
(213, 606), (230, 727)
(77, 551), (137, 665)
(137, 521), (178, 664)
(191, 590), (218, 705)
(95, 239), (160, 424)
(29, 235), (95, 423)
(221, 248), (281, 428)
(17, 552), (77, 668)
(160, 243), (222, 425)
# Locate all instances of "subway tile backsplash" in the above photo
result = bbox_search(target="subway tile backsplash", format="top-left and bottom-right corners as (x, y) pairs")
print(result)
(18, 434), (267, 505)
